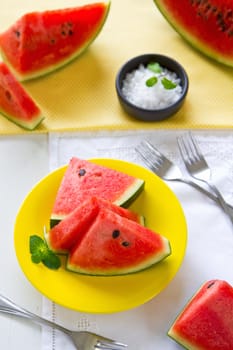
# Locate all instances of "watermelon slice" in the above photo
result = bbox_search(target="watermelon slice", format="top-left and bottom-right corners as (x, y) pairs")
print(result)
(168, 279), (233, 350)
(0, 2), (110, 81)
(67, 208), (171, 276)
(0, 62), (44, 129)
(51, 157), (145, 223)
(46, 196), (144, 254)
(153, 0), (233, 67)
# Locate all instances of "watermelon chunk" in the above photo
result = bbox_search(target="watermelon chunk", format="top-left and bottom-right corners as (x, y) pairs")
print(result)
(0, 2), (110, 81)
(51, 157), (145, 223)
(67, 208), (171, 276)
(168, 280), (233, 350)
(153, 0), (233, 67)
(0, 62), (44, 129)
(46, 196), (144, 254)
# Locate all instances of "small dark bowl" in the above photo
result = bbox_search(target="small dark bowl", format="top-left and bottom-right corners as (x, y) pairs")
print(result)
(115, 54), (189, 122)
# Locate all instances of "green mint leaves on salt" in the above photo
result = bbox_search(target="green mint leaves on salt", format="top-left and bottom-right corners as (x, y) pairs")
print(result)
(146, 62), (177, 89)
(161, 77), (177, 89)
(147, 62), (162, 73)
(146, 76), (158, 87)
(29, 235), (61, 270)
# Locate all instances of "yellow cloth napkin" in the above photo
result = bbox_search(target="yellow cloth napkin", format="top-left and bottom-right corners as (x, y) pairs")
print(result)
(0, 0), (232, 134)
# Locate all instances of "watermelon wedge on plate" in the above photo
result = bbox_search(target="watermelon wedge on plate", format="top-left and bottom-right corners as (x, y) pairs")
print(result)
(46, 196), (144, 254)
(0, 2), (110, 81)
(67, 208), (171, 276)
(168, 279), (233, 349)
(0, 62), (44, 129)
(50, 157), (145, 225)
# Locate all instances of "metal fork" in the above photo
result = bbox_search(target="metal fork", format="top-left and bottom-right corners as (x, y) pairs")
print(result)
(135, 140), (233, 214)
(177, 132), (233, 223)
(0, 294), (127, 350)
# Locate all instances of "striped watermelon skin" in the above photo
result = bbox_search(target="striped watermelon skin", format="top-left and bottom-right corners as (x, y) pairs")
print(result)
(0, 2), (110, 81)
(168, 280), (233, 350)
(51, 157), (145, 223)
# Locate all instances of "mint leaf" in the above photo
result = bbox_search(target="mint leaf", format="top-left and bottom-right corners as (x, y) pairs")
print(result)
(42, 250), (61, 270)
(146, 76), (158, 87)
(29, 235), (61, 270)
(147, 62), (162, 73)
(161, 77), (177, 89)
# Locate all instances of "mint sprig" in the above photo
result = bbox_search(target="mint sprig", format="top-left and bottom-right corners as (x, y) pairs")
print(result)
(29, 235), (61, 270)
(145, 62), (177, 90)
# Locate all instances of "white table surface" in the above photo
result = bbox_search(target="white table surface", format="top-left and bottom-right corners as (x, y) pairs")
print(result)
(0, 134), (48, 350)
(0, 131), (232, 350)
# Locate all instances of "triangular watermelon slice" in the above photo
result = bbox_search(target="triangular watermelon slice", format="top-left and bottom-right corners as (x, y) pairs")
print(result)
(0, 2), (110, 81)
(67, 208), (171, 276)
(46, 196), (144, 254)
(168, 280), (233, 349)
(0, 62), (44, 129)
(50, 157), (145, 224)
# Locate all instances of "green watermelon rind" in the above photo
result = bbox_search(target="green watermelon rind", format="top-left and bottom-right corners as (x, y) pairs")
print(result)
(153, 0), (233, 68)
(0, 1), (111, 81)
(168, 329), (193, 350)
(66, 239), (171, 276)
(113, 178), (145, 208)
(0, 106), (44, 130)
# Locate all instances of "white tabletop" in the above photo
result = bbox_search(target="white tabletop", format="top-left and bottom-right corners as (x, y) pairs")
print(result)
(0, 134), (48, 350)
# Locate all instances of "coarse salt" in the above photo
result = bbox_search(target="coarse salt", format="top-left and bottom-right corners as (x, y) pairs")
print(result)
(121, 64), (182, 110)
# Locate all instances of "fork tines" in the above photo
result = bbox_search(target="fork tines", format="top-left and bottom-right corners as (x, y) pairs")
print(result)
(135, 140), (165, 169)
(177, 132), (205, 165)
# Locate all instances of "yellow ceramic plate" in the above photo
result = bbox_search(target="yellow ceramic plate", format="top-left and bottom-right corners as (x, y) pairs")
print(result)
(14, 158), (187, 313)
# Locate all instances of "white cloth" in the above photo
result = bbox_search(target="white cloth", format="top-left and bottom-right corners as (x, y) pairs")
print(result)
(42, 129), (233, 350)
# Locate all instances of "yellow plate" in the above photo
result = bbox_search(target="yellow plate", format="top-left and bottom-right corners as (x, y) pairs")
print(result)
(14, 158), (187, 313)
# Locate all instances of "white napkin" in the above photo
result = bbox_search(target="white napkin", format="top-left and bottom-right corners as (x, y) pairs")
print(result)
(42, 129), (233, 350)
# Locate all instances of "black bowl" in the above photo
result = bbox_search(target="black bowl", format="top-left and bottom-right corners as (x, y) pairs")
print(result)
(115, 54), (189, 122)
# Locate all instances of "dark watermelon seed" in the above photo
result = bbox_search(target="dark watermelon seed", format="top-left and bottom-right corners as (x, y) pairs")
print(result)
(5, 90), (11, 100)
(14, 30), (20, 38)
(207, 281), (215, 289)
(122, 241), (130, 247)
(78, 169), (86, 176)
(112, 230), (120, 239)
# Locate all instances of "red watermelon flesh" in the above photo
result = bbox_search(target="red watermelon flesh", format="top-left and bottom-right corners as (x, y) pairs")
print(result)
(0, 2), (110, 81)
(153, 0), (233, 67)
(0, 62), (44, 129)
(47, 196), (144, 254)
(168, 279), (233, 350)
(67, 208), (171, 276)
(51, 157), (145, 222)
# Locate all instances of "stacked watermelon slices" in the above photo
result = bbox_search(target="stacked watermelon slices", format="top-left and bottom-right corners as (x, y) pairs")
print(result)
(45, 157), (171, 276)
(0, 2), (110, 129)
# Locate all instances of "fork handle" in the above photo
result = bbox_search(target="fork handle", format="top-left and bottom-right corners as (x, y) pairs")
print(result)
(205, 181), (233, 224)
(0, 294), (69, 335)
(178, 178), (233, 216)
